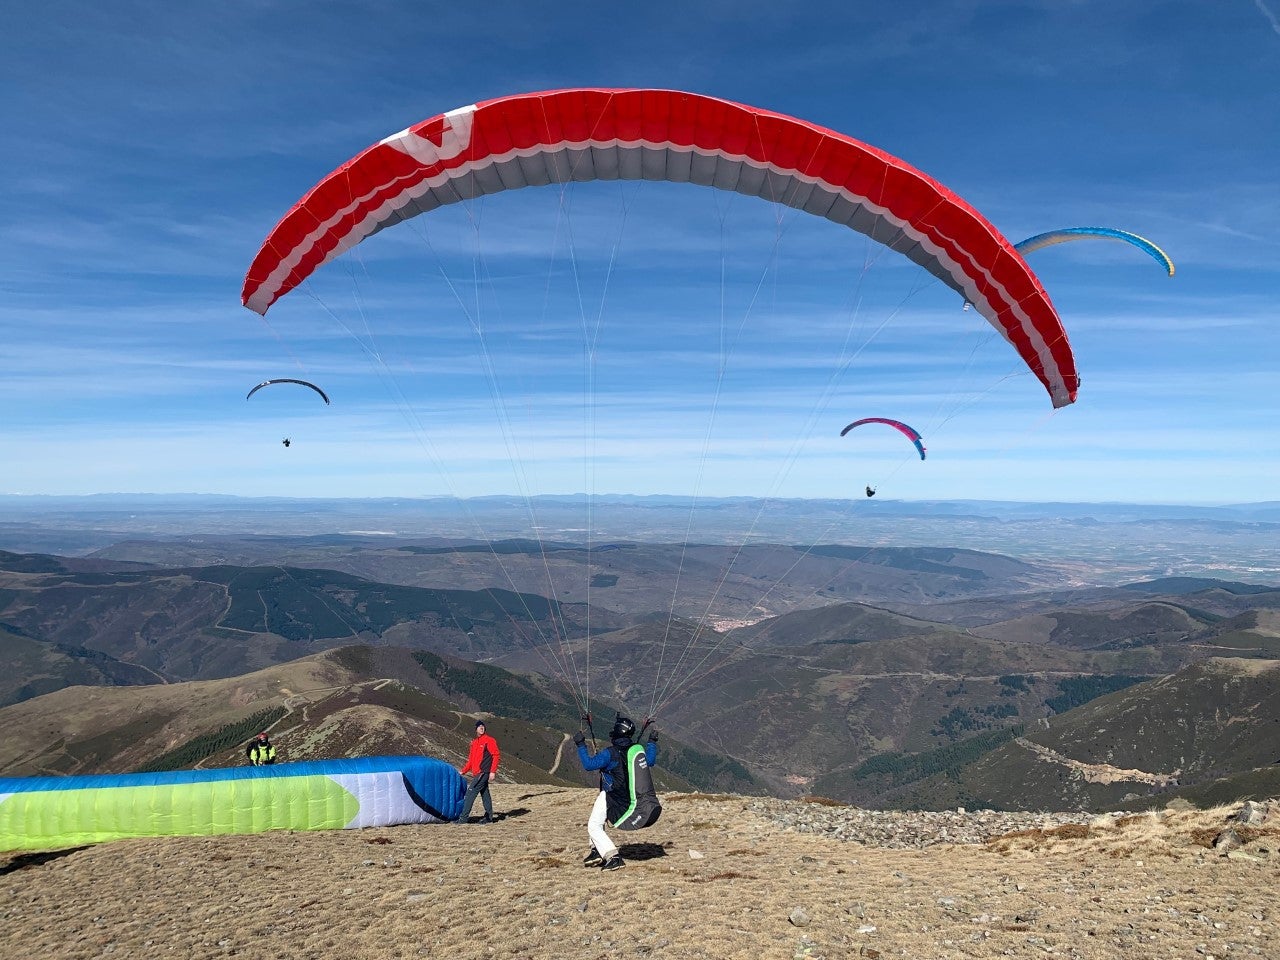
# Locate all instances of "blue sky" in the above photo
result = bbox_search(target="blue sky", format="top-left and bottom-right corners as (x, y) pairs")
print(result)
(2, 1), (1277, 504)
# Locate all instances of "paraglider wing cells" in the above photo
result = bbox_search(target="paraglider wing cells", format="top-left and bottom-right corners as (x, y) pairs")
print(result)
(242, 88), (1078, 408)
(0, 757), (465, 852)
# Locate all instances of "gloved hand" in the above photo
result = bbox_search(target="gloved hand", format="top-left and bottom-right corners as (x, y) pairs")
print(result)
(648, 729), (659, 743)
(573, 731), (586, 746)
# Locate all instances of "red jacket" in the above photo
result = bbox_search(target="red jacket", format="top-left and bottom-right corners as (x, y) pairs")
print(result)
(461, 733), (500, 777)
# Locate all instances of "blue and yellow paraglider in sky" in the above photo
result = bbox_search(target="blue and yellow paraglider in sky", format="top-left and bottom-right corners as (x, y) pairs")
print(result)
(1014, 227), (1175, 277)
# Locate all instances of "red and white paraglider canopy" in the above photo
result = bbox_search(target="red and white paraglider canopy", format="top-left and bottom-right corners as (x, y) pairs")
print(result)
(242, 88), (1077, 408)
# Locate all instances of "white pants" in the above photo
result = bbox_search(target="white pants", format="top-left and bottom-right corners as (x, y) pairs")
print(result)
(587, 790), (617, 858)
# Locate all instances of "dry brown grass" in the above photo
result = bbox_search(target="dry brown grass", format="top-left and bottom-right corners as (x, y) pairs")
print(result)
(1, 789), (1276, 960)
(1189, 827), (1221, 848)
(525, 855), (568, 869)
(990, 823), (1093, 846)
(689, 870), (757, 882)
(986, 802), (1280, 864)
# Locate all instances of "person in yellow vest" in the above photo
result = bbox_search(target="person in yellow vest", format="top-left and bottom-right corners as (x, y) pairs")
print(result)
(246, 731), (277, 766)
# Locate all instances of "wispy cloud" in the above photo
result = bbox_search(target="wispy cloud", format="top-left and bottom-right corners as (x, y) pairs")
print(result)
(1253, 0), (1280, 36)
(2, 2), (1277, 503)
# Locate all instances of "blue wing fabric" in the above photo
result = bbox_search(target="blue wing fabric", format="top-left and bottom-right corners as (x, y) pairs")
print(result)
(1014, 227), (1174, 276)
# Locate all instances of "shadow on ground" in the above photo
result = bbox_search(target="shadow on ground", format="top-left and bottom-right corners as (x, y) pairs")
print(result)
(515, 790), (571, 802)
(1, 847), (88, 876)
(618, 842), (670, 862)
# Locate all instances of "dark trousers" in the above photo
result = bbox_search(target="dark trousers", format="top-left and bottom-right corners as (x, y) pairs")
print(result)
(459, 773), (492, 821)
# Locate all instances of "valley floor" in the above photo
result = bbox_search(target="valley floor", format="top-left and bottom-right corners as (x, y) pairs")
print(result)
(1, 789), (1275, 960)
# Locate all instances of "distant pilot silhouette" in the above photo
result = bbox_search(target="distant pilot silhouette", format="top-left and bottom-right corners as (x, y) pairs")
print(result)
(282, 438), (292, 448)
(865, 486), (876, 498)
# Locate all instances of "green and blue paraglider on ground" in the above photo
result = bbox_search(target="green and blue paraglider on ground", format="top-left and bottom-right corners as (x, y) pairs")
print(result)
(0, 756), (464, 852)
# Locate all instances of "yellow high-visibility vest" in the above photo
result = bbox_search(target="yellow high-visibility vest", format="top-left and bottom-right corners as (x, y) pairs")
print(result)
(249, 744), (277, 765)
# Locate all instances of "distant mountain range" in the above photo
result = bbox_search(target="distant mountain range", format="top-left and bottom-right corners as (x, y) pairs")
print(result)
(1, 494), (1278, 582)
(2, 492), (1278, 521)
(2, 538), (1278, 811)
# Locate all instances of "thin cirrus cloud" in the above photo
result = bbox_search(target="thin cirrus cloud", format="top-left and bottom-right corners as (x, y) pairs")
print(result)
(1253, 0), (1280, 37)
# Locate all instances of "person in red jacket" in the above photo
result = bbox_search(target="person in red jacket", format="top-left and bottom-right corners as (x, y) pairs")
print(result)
(456, 719), (500, 823)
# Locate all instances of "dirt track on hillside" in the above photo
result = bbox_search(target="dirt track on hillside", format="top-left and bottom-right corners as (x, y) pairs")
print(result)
(1, 789), (1275, 960)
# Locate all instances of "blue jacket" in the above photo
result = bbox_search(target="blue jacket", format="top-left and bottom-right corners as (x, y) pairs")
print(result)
(578, 736), (657, 792)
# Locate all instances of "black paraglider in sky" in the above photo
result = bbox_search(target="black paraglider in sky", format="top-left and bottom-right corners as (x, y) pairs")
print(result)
(246, 378), (331, 404)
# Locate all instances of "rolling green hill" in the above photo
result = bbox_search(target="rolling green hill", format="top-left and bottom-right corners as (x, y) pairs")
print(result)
(0, 560), (624, 701)
(486, 610), (1191, 798)
(0, 643), (757, 797)
(858, 658), (1280, 811)
(0, 625), (161, 708)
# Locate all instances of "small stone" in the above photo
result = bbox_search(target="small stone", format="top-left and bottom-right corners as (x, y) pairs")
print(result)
(789, 907), (812, 927)
(1213, 829), (1241, 854)
(1236, 801), (1266, 825)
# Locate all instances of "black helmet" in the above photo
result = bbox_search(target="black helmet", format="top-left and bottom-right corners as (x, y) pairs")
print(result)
(611, 716), (636, 740)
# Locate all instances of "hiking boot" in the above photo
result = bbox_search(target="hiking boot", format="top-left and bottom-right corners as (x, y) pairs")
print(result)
(480, 815), (494, 824)
(583, 848), (604, 867)
(600, 856), (625, 871)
